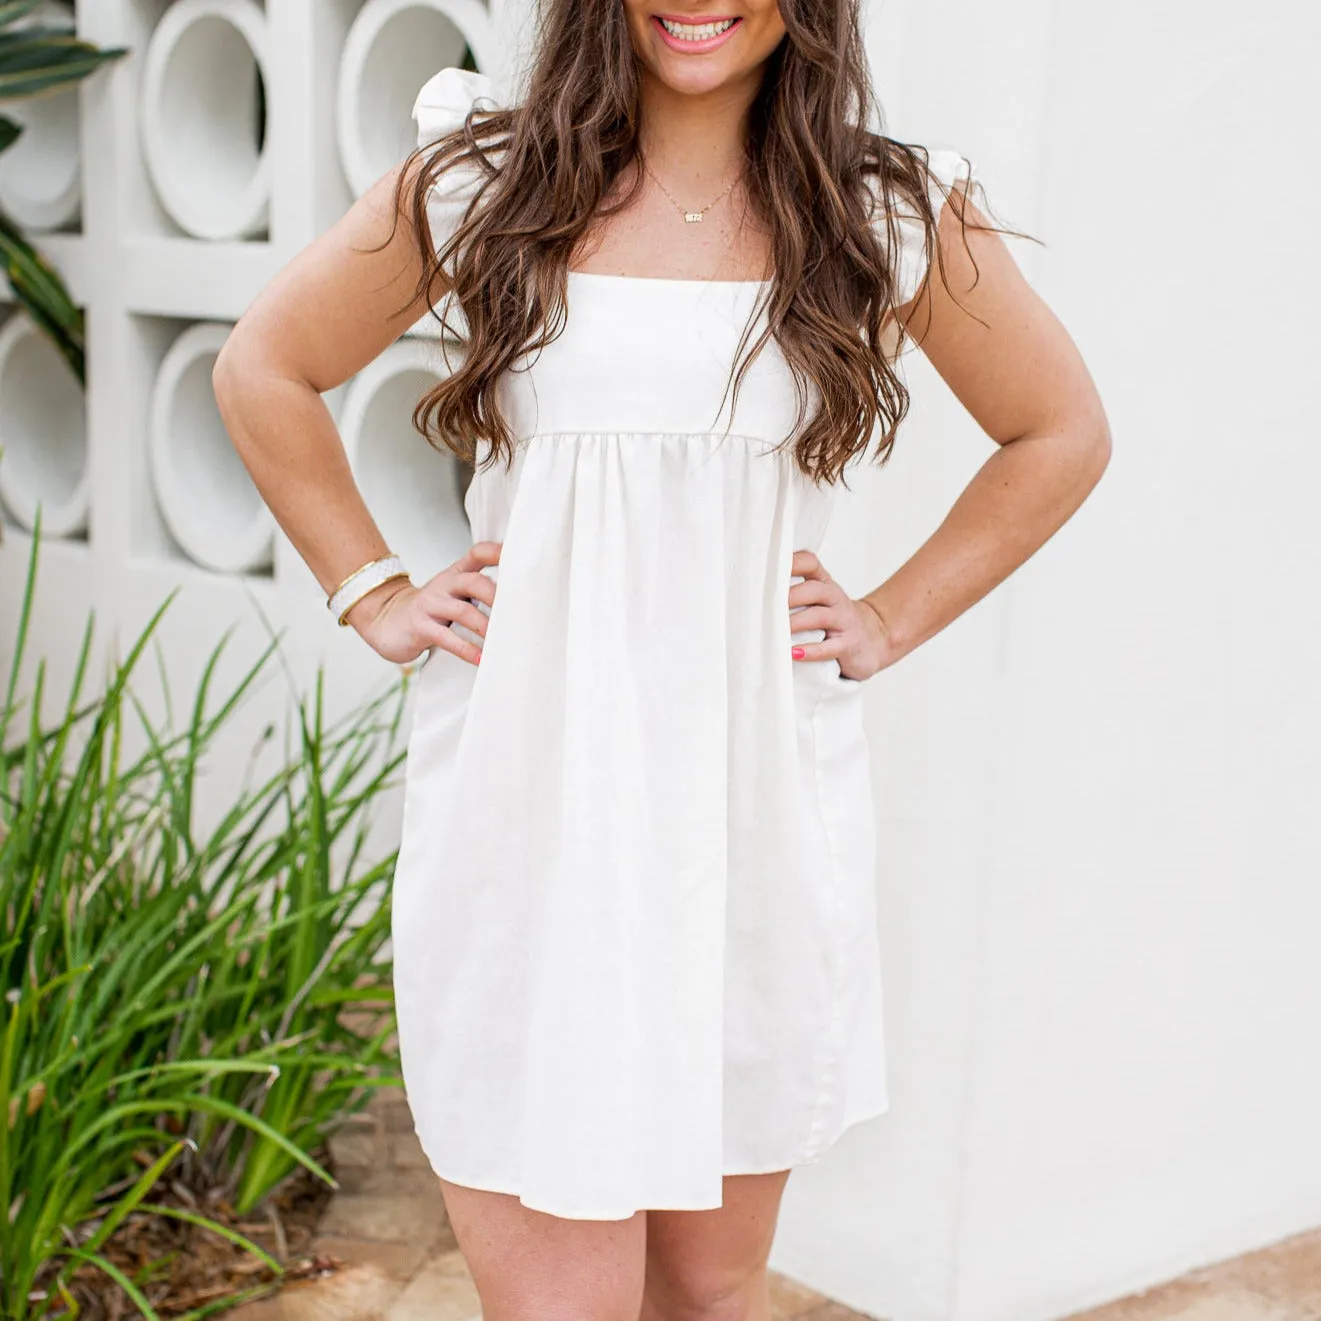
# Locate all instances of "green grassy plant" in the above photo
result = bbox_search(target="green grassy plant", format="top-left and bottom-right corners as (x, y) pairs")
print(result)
(1, 526), (405, 1319)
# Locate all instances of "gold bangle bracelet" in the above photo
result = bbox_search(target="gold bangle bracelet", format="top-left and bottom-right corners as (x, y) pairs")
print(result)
(328, 553), (392, 600)
(328, 554), (409, 626)
(336, 571), (411, 626)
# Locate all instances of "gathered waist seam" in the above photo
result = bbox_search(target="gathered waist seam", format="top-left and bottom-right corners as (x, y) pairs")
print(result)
(517, 429), (786, 449)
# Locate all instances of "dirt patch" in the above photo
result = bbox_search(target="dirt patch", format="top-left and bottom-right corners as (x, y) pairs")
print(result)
(43, 1159), (340, 1320)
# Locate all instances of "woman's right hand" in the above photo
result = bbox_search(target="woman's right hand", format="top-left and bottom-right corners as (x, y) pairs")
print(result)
(346, 541), (503, 666)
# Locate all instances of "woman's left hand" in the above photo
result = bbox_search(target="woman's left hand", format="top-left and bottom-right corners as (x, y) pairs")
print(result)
(788, 550), (897, 682)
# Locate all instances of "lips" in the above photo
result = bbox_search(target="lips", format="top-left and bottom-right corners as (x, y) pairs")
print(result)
(651, 13), (743, 53)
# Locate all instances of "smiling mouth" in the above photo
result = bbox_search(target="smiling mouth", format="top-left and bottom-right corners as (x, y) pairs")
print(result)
(654, 15), (741, 42)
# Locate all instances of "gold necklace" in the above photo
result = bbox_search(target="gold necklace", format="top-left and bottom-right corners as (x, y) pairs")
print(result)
(644, 159), (743, 224)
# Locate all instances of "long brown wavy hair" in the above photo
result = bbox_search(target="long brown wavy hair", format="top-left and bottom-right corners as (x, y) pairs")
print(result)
(390, 0), (1030, 487)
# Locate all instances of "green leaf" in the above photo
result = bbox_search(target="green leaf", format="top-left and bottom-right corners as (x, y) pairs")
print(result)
(57, 1250), (162, 1321)
(0, 206), (83, 382)
(79, 1139), (189, 1255)
(0, 37), (128, 101)
(138, 1203), (283, 1275)
(0, 2), (45, 29)
(181, 1093), (338, 1190)
(0, 112), (19, 152)
(172, 1281), (283, 1321)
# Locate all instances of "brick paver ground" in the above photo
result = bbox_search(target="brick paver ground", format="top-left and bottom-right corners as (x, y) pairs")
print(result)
(231, 1093), (1321, 1321)
(1059, 1224), (1321, 1321)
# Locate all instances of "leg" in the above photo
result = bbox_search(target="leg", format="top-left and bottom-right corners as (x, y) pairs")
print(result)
(640, 1170), (793, 1321)
(440, 1176), (648, 1321)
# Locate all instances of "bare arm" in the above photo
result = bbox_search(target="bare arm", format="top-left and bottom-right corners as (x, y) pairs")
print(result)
(791, 185), (1113, 676)
(212, 161), (495, 664)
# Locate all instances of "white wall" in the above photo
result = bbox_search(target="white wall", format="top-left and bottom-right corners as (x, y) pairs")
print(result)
(2, 4), (1318, 1320)
(773, 2), (1321, 1319)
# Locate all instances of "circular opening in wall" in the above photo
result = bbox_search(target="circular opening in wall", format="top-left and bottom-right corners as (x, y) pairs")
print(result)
(0, 1), (81, 231)
(149, 323), (273, 574)
(342, 358), (470, 581)
(141, 0), (270, 240)
(0, 314), (88, 538)
(338, 0), (494, 197)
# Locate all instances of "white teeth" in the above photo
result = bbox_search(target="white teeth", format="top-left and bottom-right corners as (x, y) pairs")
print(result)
(659, 16), (737, 41)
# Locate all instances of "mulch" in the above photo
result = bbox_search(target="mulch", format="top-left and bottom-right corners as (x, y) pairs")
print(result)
(35, 1158), (341, 1320)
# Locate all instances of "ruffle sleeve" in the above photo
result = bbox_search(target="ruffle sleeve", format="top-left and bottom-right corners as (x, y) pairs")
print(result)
(412, 65), (502, 149)
(410, 66), (504, 267)
(889, 147), (981, 308)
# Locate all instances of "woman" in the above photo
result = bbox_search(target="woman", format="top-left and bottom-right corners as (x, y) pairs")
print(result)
(214, 1), (1110, 1316)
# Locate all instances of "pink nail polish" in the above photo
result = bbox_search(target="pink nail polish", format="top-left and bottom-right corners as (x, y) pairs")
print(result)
(791, 647), (805, 660)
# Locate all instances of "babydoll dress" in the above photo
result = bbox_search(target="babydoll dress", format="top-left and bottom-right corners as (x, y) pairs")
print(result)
(390, 66), (978, 1221)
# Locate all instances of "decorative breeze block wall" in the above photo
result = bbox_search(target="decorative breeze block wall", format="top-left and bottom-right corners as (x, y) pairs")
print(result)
(0, 0), (525, 726)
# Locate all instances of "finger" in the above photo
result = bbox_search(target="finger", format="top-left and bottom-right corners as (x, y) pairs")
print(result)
(791, 549), (831, 581)
(789, 606), (842, 638)
(791, 639), (843, 662)
(451, 540), (503, 572)
(437, 600), (490, 638)
(788, 578), (840, 609)
(426, 624), (483, 667)
(417, 569), (496, 610)
(451, 569), (498, 606)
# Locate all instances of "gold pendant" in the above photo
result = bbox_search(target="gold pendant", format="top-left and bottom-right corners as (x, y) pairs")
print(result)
(684, 212), (703, 223)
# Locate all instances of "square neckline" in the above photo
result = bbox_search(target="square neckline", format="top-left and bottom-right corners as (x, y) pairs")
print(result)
(566, 269), (771, 288)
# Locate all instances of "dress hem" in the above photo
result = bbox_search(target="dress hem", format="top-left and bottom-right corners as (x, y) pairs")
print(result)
(413, 1097), (891, 1222)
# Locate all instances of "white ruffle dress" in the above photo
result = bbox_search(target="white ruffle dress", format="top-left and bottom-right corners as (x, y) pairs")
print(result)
(390, 66), (977, 1221)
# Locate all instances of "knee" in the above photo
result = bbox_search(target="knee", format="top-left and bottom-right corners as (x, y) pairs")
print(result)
(643, 1262), (766, 1321)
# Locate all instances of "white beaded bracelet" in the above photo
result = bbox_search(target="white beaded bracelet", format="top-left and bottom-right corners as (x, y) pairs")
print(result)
(327, 554), (410, 627)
